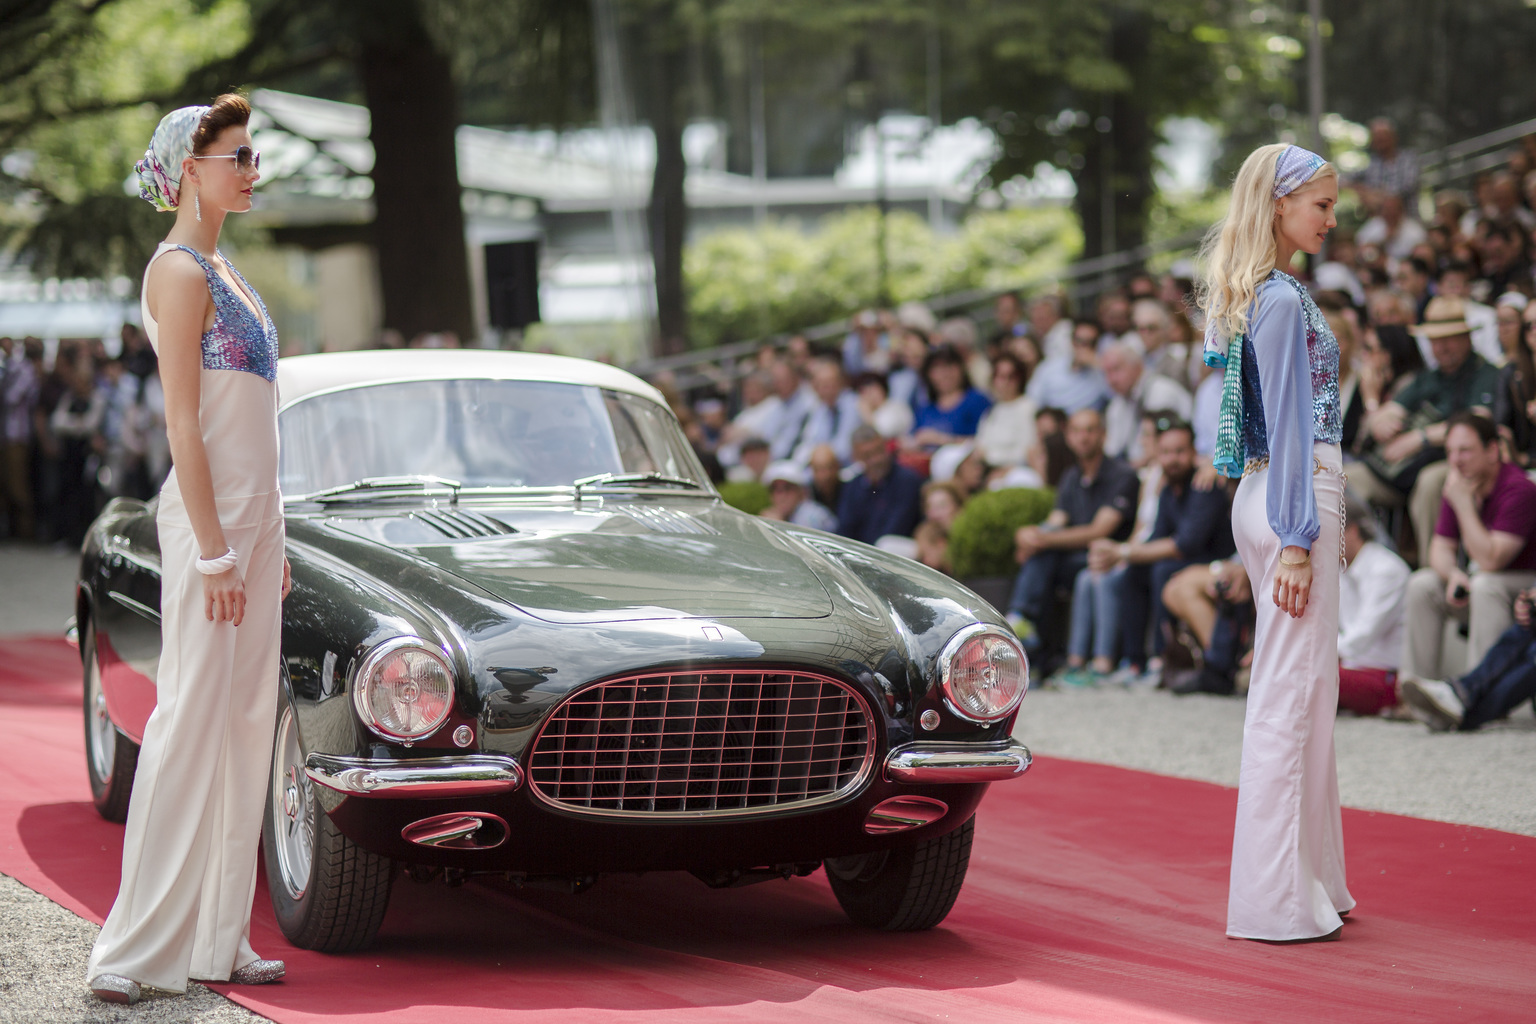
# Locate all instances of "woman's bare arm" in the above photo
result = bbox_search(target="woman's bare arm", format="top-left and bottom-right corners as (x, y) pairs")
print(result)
(149, 251), (246, 624)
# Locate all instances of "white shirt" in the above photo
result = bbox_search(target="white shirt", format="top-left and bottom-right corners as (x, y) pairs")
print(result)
(974, 395), (1037, 467)
(1356, 215), (1428, 262)
(1104, 373), (1193, 462)
(1339, 540), (1411, 671)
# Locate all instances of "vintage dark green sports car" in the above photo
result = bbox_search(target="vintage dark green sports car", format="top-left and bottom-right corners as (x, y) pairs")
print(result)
(75, 349), (1031, 952)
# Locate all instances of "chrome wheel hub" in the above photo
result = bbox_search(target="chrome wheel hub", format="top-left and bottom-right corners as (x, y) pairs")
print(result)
(86, 652), (116, 781)
(271, 707), (314, 900)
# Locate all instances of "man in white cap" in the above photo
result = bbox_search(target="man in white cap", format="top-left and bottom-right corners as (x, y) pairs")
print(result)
(759, 460), (837, 532)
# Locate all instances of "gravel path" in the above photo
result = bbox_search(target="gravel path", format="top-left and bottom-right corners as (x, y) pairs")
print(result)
(2, 541), (1532, 1020)
(1012, 684), (1536, 837)
(0, 874), (265, 1024)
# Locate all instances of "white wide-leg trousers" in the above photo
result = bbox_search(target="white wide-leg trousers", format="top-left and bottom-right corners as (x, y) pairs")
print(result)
(88, 489), (284, 991)
(1227, 443), (1354, 940)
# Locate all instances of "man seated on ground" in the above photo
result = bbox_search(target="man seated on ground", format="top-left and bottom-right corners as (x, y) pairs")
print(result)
(1402, 584), (1536, 732)
(1159, 557), (1255, 696)
(1401, 412), (1536, 685)
(1100, 343), (1192, 466)
(1338, 496), (1412, 716)
(836, 425), (923, 546)
(1004, 408), (1138, 657)
(759, 460), (837, 532)
(1351, 296), (1501, 566)
(1024, 320), (1111, 415)
(1088, 417), (1233, 685)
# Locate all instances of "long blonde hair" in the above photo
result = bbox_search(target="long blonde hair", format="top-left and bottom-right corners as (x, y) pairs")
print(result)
(1199, 143), (1338, 343)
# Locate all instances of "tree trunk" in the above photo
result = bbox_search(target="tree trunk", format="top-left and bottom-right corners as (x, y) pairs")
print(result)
(646, 40), (688, 355)
(360, 27), (475, 343)
(1073, 13), (1154, 261)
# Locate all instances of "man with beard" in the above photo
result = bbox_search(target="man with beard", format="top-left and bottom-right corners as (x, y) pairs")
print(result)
(1089, 417), (1234, 686)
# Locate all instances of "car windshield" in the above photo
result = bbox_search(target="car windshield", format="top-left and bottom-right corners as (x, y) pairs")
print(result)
(279, 379), (710, 496)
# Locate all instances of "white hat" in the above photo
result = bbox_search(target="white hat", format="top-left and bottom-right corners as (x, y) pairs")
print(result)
(763, 460), (808, 487)
(928, 441), (975, 483)
(1495, 291), (1529, 312)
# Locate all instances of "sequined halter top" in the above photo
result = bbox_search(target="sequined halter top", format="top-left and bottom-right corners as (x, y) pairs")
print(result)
(151, 245), (279, 381)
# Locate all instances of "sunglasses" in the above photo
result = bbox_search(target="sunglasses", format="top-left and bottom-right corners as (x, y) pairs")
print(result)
(192, 145), (260, 172)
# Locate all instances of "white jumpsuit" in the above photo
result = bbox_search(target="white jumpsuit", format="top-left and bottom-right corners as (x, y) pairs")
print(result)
(88, 242), (284, 991)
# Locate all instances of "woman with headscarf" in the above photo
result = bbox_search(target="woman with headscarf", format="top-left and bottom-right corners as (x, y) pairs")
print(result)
(88, 95), (289, 1003)
(1199, 143), (1355, 944)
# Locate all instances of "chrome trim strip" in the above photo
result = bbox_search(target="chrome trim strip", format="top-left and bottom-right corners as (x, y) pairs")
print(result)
(304, 753), (523, 798)
(526, 669), (877, 821)
(64, 616), (79, 648)
(864, 795), (949, 835)
(884, 741), (1032, 784)
(107, 590), (161, 625)
(934, 622), (1029, 724)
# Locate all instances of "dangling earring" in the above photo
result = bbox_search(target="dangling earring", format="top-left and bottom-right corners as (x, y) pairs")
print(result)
(194, 188), (202, 223)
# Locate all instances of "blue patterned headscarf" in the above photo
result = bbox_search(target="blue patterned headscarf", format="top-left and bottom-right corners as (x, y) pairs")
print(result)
(1203, 144), (1330, 478)
(133, 105), (211, 212)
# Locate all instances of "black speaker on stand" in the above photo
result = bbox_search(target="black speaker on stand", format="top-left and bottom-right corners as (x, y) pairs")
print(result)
(484, 240), (541, 331)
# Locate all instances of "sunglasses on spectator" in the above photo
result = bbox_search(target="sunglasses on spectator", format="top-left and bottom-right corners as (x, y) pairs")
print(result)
(192, 146), (260, 172)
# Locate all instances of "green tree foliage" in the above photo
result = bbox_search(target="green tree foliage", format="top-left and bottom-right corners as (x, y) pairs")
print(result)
(946, 487), (1055, 580)
(1322, 0), (1536, 148)
(684, 204), (1080, 347)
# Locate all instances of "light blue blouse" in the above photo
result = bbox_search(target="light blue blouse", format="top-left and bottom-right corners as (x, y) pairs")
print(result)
(1238, 271), (1342, 550)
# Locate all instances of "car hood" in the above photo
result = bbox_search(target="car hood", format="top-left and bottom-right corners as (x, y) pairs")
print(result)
(312, 498), (835, 624)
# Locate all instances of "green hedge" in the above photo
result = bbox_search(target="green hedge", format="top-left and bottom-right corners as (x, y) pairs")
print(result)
(948, 487), (1055, 579)
(717, 480), (772, 516)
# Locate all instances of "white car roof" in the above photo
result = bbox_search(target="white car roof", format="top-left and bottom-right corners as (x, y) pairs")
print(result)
(276, 349), (668, 411)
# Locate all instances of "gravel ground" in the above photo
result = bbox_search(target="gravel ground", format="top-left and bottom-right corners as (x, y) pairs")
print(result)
(1013, 683), (1536, 837)
(0, 874), (265, 1024)
(2, 541), (1533, 1020)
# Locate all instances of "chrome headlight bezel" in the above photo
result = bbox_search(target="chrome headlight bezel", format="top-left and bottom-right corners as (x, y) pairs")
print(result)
(351, 635), (457, 742)
(935, 623), (1029, 723)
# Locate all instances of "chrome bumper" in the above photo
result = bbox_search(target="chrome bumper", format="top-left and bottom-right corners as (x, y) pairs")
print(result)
(884, 740), (1031, 784)
(305, 753), (523, 799)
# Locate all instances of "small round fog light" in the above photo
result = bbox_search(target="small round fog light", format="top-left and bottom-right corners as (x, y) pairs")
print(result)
(919, 709), (940, 731)
(452, 724), (474, 748)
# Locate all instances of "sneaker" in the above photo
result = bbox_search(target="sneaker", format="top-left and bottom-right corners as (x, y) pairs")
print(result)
(1399, 677), (1464, 732)
(1102, 664), (1142, 688)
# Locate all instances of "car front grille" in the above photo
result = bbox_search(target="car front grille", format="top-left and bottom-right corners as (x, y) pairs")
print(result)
(527, 670), (875, 817)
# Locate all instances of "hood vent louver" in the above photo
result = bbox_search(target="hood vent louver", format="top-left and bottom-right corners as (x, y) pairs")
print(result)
(413, 509), (517, 539)
(622, 506), (719, 535)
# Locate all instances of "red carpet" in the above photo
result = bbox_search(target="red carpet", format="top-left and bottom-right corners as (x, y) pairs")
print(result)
(2, 635), (1533, 1023)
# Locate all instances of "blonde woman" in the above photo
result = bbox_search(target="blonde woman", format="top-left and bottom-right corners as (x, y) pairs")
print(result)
(1200, 143), (1354, 944)
(88, 95), (288, 1003)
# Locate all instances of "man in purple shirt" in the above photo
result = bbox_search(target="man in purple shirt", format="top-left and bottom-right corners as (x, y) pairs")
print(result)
(1400, 412), (1536, 684)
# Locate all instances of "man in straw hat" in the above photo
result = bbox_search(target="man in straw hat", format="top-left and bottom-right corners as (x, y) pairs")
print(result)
(1349, 293), (1500, 566)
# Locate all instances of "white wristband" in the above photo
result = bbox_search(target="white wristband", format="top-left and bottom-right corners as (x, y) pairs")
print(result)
(196, 548), (239, 575)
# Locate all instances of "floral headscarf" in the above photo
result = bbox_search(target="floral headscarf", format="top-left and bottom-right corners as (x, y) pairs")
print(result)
(133, 105), (210, 212)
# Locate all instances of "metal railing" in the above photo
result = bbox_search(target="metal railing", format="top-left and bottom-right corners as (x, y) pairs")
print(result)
(1419, 116), (1536, 189)
(627, 226), (1207, 387)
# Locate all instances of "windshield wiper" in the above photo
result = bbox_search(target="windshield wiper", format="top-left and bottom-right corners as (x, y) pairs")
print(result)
(304, 475), (463, 503)
(572, 472), (705, 496)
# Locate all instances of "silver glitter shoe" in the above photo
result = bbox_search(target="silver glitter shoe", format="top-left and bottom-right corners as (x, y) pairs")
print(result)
(229, 959), (286, 985)
(89, 974), (142, 1004)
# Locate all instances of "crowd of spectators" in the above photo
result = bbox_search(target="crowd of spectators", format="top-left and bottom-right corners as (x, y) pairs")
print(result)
(6, 116), (1536, 731)
(1, 327), (167, 548)
(668, 117), (1536, 727)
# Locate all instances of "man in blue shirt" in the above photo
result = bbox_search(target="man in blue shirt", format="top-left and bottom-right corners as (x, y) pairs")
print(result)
(1024, 320), (1111, 414)
(1089, 417), (1234, 682)
(793, 356), (864, 465)
(836, 425), (923, 545)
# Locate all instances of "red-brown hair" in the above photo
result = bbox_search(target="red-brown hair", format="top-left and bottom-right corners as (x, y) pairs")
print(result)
(191, 93), (251, 154)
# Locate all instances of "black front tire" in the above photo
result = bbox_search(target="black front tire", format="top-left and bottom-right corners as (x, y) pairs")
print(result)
(826, 815), (974, 931)
(261, 700), (394, 952)
(83, 622), (139, 823)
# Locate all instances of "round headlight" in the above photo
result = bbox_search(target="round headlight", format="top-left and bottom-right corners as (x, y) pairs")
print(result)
(937, 624), (1029, 723)
(353, 637), (456, 742)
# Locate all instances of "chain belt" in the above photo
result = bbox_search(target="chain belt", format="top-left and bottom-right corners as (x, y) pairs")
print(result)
(1241, 456), (1348, 568)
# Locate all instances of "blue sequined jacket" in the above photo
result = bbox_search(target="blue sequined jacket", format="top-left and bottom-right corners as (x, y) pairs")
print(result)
(1238, 270), (1342, 550)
